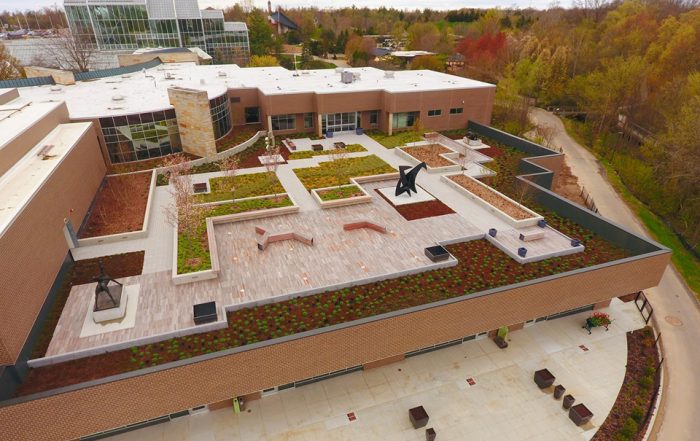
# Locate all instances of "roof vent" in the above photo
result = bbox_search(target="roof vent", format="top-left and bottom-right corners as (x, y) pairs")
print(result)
(112, 95), (125, 102)
(121, 74), (131, 79)
(341, 71), (354, 84)
(200, 78), (206, 85)
(49, 86), (62, 93)
(164, 72), (174, 80)
(335, 67), (344, 74)
(384, 71), (394, 79)
(301, 70), (310, 75)
(218, 71), (227, 77)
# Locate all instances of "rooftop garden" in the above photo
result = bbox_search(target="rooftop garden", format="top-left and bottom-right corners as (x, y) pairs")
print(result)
(477, 142), (529, 196)
(18, 210), (630, 396)
(448, 174), (535, 220)
(288, 144), (365, 159)
(317, 184), (364, 201)
(215, 124), (262, 153)
(110, 153), (199, 175)
(79, 172), (152, 238)
(30, 252), (145, 359)
(293, 155), (395, 191)
(375, 189), (455, 221)
(401, 144), (455, 168)
(367, 129), (423, 148)
(193, 172), (285, 204)
(177, 196), (294, 274)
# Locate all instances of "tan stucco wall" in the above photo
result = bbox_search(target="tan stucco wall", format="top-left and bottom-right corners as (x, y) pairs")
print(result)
(117, 52), (202, 67)
(0, 126), (105, 365)
(168, 87), (217, 158)
(23, 66), (75, 85)
(0, 251), (669, 439)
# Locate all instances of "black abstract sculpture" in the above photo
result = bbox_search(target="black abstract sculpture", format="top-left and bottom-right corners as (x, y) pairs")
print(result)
(395, 162), (427, 197)
(93, 261), (122, 309)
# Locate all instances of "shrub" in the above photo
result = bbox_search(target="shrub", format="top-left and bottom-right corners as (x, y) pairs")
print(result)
(639, 375), (653, 389)
(630, 406), (644, 424)
(616, 417), (638, 440)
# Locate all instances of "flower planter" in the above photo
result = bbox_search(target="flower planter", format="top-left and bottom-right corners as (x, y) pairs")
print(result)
(569, 403), (593, 426)
(554, 385), (566, 399)
(534, 369), (555, 389)
(563, 394), (575, 409)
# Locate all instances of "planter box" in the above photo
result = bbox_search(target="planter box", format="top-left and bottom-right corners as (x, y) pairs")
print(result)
(311, 183), (372, 209)
(563, 394), (575, 409)
(554, 385), (566, 399)
(534, 369), (555, 389)
(569, 403), (593, 426)
(424, 245), (450, 262)
(409, 406), (429, 429)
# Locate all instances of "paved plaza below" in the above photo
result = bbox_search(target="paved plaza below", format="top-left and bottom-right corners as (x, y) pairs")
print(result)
(109, 298), (645, 441)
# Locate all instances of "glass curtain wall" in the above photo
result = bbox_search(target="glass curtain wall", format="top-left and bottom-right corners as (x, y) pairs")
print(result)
(209, 95), (232, 140)
(100, 109), (182, 163)
(64, 5), (97, 45)
(322, 112), (358, 133)
(203, 20), (249, 65)
(392, 111), (420, 129)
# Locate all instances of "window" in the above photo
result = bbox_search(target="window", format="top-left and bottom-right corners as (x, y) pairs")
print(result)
(99, 110), (181, 164)
(304, 113), (314, 129)
(244, 107), (260, 124)
(369, 110), (379, 125)
(392, 111), (420, 129)
(271, 114), (295, 131)
(449, 107), (464, 114)
(209, 94), (232, 140)
(428, 109), (442, 117)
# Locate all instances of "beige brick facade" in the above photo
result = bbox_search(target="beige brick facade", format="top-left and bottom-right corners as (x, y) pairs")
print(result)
(0, 251), (668, 440)
(23, 67), (76, 86)
(167, 87), (217, 158)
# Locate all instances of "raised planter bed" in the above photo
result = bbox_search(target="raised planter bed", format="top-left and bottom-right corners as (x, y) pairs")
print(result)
(396, 143), (458, 172)
(77, 170), (156, 246)
(443, 173), (543, 228)
(311, 183), (372, 208)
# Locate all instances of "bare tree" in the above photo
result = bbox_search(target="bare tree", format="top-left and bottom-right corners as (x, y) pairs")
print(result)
(327, 146), (349, 189)
(262, 134), (282, 196)
(40, 31), (96, 72)
(162, 155), (206, 240)
(219, 155), (240, 202)
(0, 42), (24, 80)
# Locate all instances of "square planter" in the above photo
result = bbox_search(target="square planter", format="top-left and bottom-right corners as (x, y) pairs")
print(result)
(355, 127), (364, 135)
(425, 245), (449, 262)
(534, 369), (555, 389)
(426, 428), (436, 441)
(563, 394), (575, 410)
(488, 228), (497, 237)
(569, 403), (593, 426)
(554, 385), (566, 399)
(518, 247), (528, 257)
(193, 301), (217, 325)
(409, 406), (429, 429)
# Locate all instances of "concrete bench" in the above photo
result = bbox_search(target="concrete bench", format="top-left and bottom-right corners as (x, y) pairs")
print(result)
(519, 230), (545, 242)
(343, 220), (387, 234)
(256, 226), (313, 251)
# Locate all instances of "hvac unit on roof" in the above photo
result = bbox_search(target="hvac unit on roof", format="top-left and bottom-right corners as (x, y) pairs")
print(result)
(340, 70), (354, 84)
(218, 71), (227, 77)
(49, 86), (63, 93)
(335, 67), (344, 74)
(164, 72), (174, 80)
(384, 71), (395, 79)
(200, 79), (206, 85)
(111, 95), (125, 102)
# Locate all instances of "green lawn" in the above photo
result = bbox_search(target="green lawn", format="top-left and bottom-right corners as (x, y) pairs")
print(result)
(562, 119), (700, 295)
(366, 130), (423, 148)
(194, 172), (285, 203)
(293, 155), (395, 190)
(317, 184), (364, 201)
(288, 144), (366, 160)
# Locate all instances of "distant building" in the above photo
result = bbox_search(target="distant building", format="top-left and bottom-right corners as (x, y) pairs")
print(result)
(63, 0), (250, 65)
(447, 53), (466, 71)
(267, 1), (299, 35)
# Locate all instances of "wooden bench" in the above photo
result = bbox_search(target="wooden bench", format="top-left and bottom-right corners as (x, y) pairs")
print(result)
(193, 182), (208, 194)
(519, 230), (545, 242)
(343, 220), (387, 234)
(256, 226), (313, 251)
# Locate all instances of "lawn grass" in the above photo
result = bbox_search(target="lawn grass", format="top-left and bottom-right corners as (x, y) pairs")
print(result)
(288, 144), (365, 159)
(293, 155), (395, 190)
(177, 196), (294, 274)
(562, 119), (700, 295)
(194, 172), (285, 203)
(367, 129), (423, 148)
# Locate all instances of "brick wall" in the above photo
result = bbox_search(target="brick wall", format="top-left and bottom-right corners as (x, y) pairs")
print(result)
(0, 251), (669, 440)
(0, 125), (105, 365)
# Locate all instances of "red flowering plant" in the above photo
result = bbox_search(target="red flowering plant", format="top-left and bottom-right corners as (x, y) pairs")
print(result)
(588, 312), (612, 327)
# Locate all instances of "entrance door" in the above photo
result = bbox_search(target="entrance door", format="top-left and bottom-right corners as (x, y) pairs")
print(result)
(323, 112), (357, 133)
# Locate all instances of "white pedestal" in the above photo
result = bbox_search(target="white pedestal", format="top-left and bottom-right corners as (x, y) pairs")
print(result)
(258, 154), (285, 165)
(378, 186), (435, 206)
(93, 291), (129, 323)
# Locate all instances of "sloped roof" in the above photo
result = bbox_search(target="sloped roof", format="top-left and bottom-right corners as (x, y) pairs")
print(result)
(270, 11), (298, 31)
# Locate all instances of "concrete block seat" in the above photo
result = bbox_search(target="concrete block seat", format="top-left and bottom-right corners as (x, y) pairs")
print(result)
(255, 226), (313, 251)
(284, 139), (296, 150)
(342, 220), (387, 234)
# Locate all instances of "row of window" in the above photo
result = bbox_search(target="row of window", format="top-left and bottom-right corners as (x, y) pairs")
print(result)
(99, 110), (182, 164)
(210, 95), (232, 140)
(428, 107), (464, 117)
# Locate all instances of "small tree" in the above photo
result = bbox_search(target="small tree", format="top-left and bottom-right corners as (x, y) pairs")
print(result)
(162, 155), (205, 240)
(263, 135), (282, 196)
(43, 32), (96, 72)
(328, 147), (349, 189)
(219, 156), (239, 202)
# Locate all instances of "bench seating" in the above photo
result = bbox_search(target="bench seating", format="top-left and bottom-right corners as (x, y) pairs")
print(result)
(343, 220), (387, 234)
(283, 139), (296, 150)
(256, 226), (313, 251)
(519, 230), (545, 242)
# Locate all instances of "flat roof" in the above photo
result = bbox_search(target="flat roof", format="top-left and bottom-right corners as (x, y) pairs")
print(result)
(4, 63), (495, 119)
(0, 98), (65, 150)
(0, 122), (92, 236)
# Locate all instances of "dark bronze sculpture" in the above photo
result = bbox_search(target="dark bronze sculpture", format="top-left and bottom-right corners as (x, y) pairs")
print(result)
(93, 261), (122, 309)
(395, 162), (427, 197)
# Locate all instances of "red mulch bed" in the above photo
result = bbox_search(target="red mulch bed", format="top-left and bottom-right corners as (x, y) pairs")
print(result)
(28, 252), (145, 361)
(109, 153), (199, 174)
(374, 189), (455, 220)
(591, 327), (659, 441)
(79, 172), (151, 238)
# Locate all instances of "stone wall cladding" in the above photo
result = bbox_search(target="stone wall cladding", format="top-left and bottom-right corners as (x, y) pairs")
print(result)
(0, 127), (105, 365)
(0, 252), (669, 440)
(168, 87), (217, 158)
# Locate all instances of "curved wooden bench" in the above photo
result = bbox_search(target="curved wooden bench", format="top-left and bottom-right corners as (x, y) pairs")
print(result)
(343, 220), (387, 234)
(256, 226), (313, 251)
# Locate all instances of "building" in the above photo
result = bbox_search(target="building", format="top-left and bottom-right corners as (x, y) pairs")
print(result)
(11, 62), (496, 165)
(267, 1), (299, 35)
(0, 61), (670, 440)
(63, 0), (250, 65)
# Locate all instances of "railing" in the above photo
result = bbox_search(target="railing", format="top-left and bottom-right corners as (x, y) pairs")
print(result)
(580, 186), (599, 214)
(634, 291), (654, 325)
(74, 59), (162, 81)
(0, 76), (54, 88)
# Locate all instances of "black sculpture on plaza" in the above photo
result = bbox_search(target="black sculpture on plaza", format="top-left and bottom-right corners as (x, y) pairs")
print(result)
(395, 162), (427, 197)
(93, 261), (123, 310)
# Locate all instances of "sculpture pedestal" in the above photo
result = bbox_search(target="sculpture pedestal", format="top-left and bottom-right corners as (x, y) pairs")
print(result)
(93, 285), (129, 323)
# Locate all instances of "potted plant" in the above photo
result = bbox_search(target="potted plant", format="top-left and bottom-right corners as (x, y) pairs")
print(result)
(583, 312), (612, 334)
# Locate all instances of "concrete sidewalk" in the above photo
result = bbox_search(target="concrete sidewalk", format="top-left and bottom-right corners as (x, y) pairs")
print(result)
(529, 107), (700, 441)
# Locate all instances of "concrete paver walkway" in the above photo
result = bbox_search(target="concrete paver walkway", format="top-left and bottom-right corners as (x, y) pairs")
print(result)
(529, 107), (700, 441)
(109, 298), (646, 441)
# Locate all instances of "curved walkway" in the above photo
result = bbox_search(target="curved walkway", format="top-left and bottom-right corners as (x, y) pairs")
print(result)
(529, 107), (700, 441)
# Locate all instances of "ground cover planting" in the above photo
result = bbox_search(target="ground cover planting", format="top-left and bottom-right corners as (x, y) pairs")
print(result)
(194, 172), (285, 204)
(477, 141), (528, 196)
(19, 211), (630, 394)
(316, 185), (364, 201)
(591, 327), (659, 441)
(401, 144), (454, 168)
(110, 153), (199, 174)
(293, 155), (395, 190)
(367, 130), (423, 148)
(29, 252), (145, 360)
(288, 144), (365, 159)
(215, 124), (262, 153)
(79, 172), (151, 238)
(177, 196), (294, 274)
(448, 174), (535, 220)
